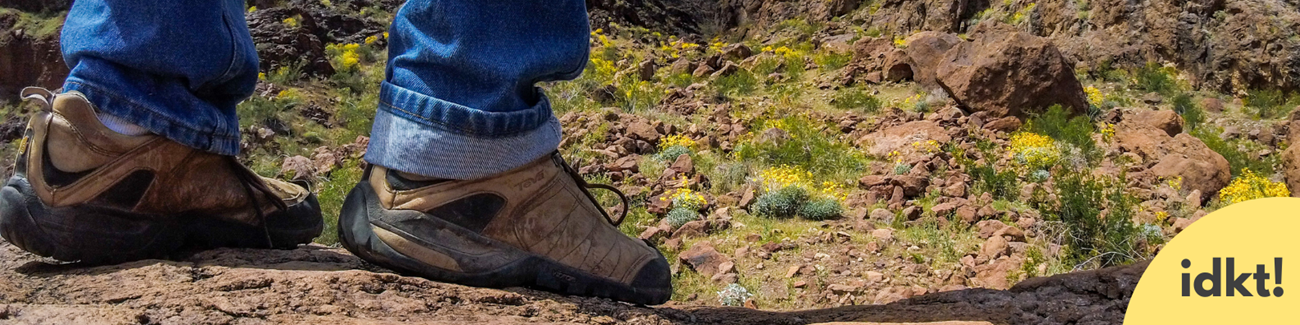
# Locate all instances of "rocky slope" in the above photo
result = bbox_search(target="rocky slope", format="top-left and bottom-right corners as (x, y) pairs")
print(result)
(0, 239), (1145, 324)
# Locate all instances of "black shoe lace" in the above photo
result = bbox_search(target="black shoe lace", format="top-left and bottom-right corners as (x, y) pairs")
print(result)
(226, 157), (290, 248)
(555, 153), (629, 227)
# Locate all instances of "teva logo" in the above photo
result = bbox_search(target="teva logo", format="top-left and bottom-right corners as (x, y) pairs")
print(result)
(1181, 258), (1283, 297)
(515, 169), (546, 192)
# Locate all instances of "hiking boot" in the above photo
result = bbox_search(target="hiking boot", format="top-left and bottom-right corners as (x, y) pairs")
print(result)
(0, 88), (323, 264)
(338, 152), (671, 304)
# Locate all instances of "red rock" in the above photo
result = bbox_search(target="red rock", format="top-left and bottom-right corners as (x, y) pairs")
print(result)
(975, 220), (1007, 239)
(936, 22), (1088, 118)
(678, 242), (731, 277)
(982, 116), (1023, 132)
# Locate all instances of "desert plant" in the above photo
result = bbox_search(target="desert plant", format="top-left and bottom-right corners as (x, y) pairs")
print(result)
(665, 207), (700, 228)
(832, 87), (883, 112)
(1243, 88), (1296, 119)
(733, 117), (868, 179)
(1134, 62), (1179, 96)
(814, 51), (851, 71)
(751, 186), (809, 219)
(714, 69), (758, 97)
(1024, 105), (1098, 161)
(1171, 93), (1203, 131)
(1218, 168), (1290, 205)
(800, 197), (843, 220)
(1192, 127), (1277, 176)
(1050, 171), (1143, 268)
(717, 283), (752, 306)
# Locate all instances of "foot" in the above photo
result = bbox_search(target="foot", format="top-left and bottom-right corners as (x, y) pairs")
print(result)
(338, 153), (672, 304)
(0, 88), (323, 264)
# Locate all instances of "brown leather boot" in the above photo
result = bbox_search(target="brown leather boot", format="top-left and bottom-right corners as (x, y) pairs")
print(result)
(338, 153), (671, 304)
(0, 88), (323, 264)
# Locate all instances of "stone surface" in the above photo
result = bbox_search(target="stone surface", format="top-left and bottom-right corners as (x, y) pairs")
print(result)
(936, 22), (1089, 118)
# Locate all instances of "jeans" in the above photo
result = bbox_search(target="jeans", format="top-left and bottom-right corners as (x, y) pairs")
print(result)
(61, 0), (588, 180)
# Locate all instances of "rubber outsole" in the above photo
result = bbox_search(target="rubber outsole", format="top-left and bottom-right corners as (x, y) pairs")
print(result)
(0, 174), (324, 265)
(337, 178), (671, 305)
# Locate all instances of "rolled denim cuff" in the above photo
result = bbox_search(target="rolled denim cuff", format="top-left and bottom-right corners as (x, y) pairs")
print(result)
(63, 80), (242, 156)
(376, 81), (555, 138)
(365, 83), (562, 180)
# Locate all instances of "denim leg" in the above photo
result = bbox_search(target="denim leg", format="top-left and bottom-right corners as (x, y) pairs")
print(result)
(61, 0), (257, 155)
(365, 0), (589, 180)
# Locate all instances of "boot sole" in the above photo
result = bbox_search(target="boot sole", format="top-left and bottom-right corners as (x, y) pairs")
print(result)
(337, 178), (671, 305)
(0, 174), (324, 264)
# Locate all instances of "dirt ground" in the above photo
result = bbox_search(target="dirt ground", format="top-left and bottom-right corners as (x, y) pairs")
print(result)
(0, 239), (1144, 325)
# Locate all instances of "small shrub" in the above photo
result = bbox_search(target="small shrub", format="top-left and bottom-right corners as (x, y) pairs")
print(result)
(1051, 171), (1143, 268)
(1008, 132), (1062, 171)
(752, 186), (809, 219)
(1171, 93), (1203, 131)
(892, 163), (912, 175)
(667, 187), (708, 211)
(800, 197), (843, 220)
(714, 70), (758, 97)
(666, 207), (700, 228)
(832, 88), (882, 112)
(1192, 127), (1277, 176)
(709, 162), (749, 194)
(733, 117), (868, 179)
(717, 283), (752, 307)
(1243, 89), (1295, 119)
(616, 77), (664, 112)
(1134, 62), (1179, 96)
(1218, 168), (1290, 205)
(814, 52), (851, 71)
(1024, 105), (1097, 161)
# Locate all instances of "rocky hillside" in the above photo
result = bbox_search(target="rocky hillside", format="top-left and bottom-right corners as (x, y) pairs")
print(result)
(1, 0), (1299, 323)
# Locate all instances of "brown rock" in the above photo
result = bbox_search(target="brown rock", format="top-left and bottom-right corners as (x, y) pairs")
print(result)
(678, 242), (731, 277)
(993, 226), (1026, 242)
(626, 120), (661, 142)
(882, 50), (914, 82)
(1116, 117), (1230, 201)
(975, 220), (1006, 239)
(936, 22), (1088, 118)
(982, 116), (1023, 133)
(943, 181), (967, 198)
(972, 256), (1024, 290)
(901, 32), (964, 90)
(670, 153), (694, 174)
(956, 206), (978, 224)
(637, 59), (656, 81)
(721, 44), (753, 61)
(669, 58), (697, 75)
(979, 236), (1010, 262)
(672, 220), (709, 239)
(1202, 97), (1224, 113)
(901, 206), (922, 221)
(280, 155), (315, 180)
(1131, 110), (1183, 136)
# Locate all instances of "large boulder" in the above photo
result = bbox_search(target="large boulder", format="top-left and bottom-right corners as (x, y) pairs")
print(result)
(936, 23), (1089, 118)
(901, 31), (963, 90)
(246, 8), (336, 77)
(1115, 115), (1230, 201)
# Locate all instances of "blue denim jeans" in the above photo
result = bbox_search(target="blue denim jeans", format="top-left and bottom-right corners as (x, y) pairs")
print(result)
(61, 0), (588, 179)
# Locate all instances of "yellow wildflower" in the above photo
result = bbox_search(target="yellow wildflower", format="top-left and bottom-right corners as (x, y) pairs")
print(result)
(659, 134), (697, 150)
(1084, 86), (1104, 107)
(365, 35), (379, 45)
(1008, 132), (1061, 170)
(1219, 168), (1290, 205)
(282, 17), (299, 28)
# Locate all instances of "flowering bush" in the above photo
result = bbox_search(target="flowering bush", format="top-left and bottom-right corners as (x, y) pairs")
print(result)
(662, 187), (708, 211)
(666, 208), (699, 228)
(1084, 86), (1104, 107)
(756, 165), (813, 192)
(1219, 168), (1290, 205)
(1009, 132), (1061, 171)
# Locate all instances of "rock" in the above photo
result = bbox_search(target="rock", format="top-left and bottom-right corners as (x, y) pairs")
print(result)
(869, 208), (894, 222)
(943, 181), (967, 198)
(976, 220), (1006, 239)
(678, 242), (731, 277)
(280, 155), (315, 180)
(1131, 110), (1183, 136)
(900, 32), (964, 90)
(993, 226), (1026, 242)
(1282, 146), (1300, 197)
(865, 271), (885, 283)
(972, 256), (1024, 290)
(978, 236), (1010, 263)
(692, 64), (716, 78)
(1116, 117), (1230, 202)
(827, 283), (864, 295)
(1141, 92), (1164, 104)
(670, 154), (694, 174)
(793, 280), (807, 288)
(639, 225), (670, 242)
(739, 187), (756, 208)
(638, 59), (657, 81)
(669, 58), (697, 75)
(785, 265), (801, 278)
(1202, 97), (1224, 113)
(982, 116), (1023, 133)
(871, 228), (894, 241)
(859, 175), (889, 188)
(246, 8), (341, 77)
(857, 120), (953, 157)
(626, 120), (661, 142)
(891, 176), (930, 197)
(882, 50), (914, 82)
(901, 206), (922, 221)
(710, 62), (741, 78)
(672, 220), (709, 239)
(932, 202), (962, 216)
(721, 44), (753, 61)
(956, 205), (979, 224)
(936, 22), (1088, 118)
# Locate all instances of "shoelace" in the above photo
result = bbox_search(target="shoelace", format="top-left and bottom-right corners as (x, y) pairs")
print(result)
(555, 153), (629, 227)
(226, 157), (290, 249)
